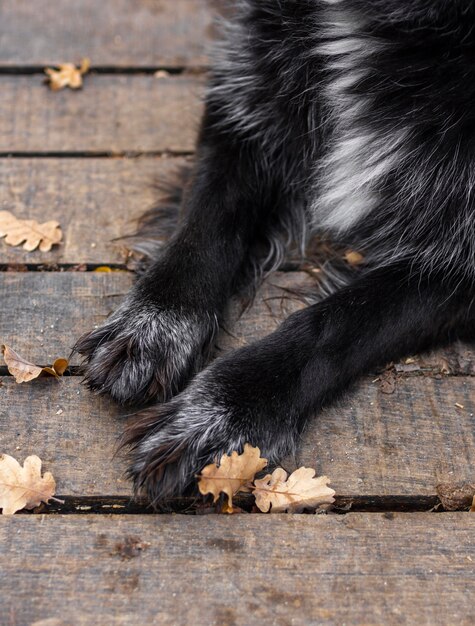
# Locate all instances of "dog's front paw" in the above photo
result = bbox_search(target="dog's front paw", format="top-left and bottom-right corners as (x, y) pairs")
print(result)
(123, 341), (302, 503)
(74, 298), (217, 405)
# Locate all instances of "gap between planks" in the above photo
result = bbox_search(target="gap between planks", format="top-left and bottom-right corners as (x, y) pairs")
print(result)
(16, 494), (448, 515)
(0, 66), (206, 75)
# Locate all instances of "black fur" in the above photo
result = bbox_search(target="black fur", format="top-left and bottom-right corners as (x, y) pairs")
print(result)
(76, 0), (475, 502)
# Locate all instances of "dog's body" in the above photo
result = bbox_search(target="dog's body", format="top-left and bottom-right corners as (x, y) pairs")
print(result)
(76, 0), (475, 502)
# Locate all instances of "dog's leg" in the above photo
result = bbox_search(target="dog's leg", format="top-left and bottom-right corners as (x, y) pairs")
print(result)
(124, 263), (474, 501)
(75, 109), (304, 405)
(74, 0), (319, 405)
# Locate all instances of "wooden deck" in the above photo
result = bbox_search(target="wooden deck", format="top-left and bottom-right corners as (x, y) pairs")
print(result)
(0, 2), (474, 624)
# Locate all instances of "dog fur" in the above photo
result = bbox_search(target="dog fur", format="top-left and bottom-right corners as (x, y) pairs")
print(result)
(75, 0), (475, 503)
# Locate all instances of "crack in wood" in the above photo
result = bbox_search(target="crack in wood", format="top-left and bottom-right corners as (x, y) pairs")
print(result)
(0, 66), (207, 75)
(0, 150), (194, 158)
(20, 494), (458, 515)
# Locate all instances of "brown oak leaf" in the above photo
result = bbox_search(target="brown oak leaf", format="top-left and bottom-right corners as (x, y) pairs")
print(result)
(198, 444), (268, 510)
(0, 211), (62, 252)
(253, 467), (335, 513)
(45, 58), (90, 91)
(0, 454), (57, 515)
(2, 345), (68, 383)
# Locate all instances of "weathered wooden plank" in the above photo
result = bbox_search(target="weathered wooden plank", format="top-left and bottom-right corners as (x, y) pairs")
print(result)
(296, 376), (475, 495)
(0, 272), (133, 365)
(0, 378), (127, 496)
(0, 272), (311, 365)
(0, 514), (473, 626)
(0, 376), (474, 497)
(0, 156), (187, 264)
(0, 271), (473, 372)
(0, 0), (216, 68)
(0, 75), (204, 153)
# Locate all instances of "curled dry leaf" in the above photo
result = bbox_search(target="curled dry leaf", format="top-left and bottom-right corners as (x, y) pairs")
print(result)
(343, 250), (364, 266)
(253, 467), (335, 513)
(436, 482), (475, 511)
(2, 345), (68, 383)
(45, 58), (90, 91)
(471, 496), (475, 513)
(0, 454), (58, 515)
(198, 444), (268, 511)
(0, 211), (62, 252)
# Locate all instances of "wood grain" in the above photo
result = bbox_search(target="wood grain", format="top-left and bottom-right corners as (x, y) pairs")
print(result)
(0, 377), (127, 496)
(0, 74), (204, 153)
(0, 514), (473, 626)
(0, 156), (188, 264)
(295, 376), (475, 495)
(0, 376), (474, 497)
(0, 271), (472, 372)
(0, 272), (309, 365)
(0, 1), (472, 620)
(0, 0), (216, 68)
(0, 272), (133, 365)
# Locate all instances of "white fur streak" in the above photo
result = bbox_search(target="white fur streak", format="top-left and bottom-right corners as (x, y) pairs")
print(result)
(311, 7), (407, 232)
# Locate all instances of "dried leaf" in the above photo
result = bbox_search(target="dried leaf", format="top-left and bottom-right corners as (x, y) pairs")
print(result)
(2, 345), (68, 383)
(2, 345), (42, 382)
(51, 358), (69, 376)
(45, 58), (90, 91)
(198, 444), (268, 509)
(0, 454), (57, 514)
(436, 482), (475, 511)
(0, 211), (62, 252)
(344, 250), (364, 266)
(471, 496), (475, 513)
(220, 502), (245, 514)
(94, 267), (124, 273)
(253, 467), (335, 513)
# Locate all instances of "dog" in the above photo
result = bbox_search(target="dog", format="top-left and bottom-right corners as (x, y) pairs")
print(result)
(75, 0), (475, 503)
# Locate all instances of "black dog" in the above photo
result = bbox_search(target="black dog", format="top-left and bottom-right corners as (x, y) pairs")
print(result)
(76, 0), (475, 502)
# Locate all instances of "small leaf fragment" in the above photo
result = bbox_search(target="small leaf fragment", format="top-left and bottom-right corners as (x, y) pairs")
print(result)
(344, 250), (364, 266)
(0, 210), (62, 252)
(220, 500), (239, 514)
(436, 482), (475, 511)
(2, 345), (69, 383)
(51, 358), (69, 376)
(198, 444), (268, 510)
(44, 58), (90, 91)
(253, 467), (335, 513)
(470, 495), (475, 513)
(0, 454), (57, 515)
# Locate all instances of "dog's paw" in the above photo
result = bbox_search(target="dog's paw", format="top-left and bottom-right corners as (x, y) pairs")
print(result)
(122, 341), (301, 503)
(74, 298), (218, 405)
